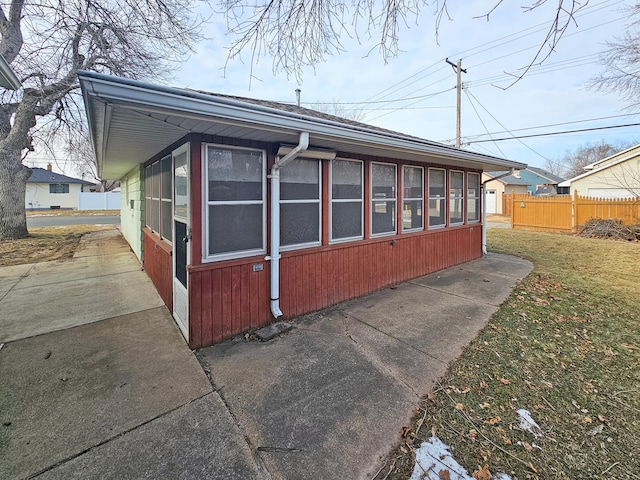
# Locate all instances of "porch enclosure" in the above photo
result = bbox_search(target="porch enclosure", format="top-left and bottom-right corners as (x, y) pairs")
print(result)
(141, 133), (484, 349)
(506, 192), (640, 232)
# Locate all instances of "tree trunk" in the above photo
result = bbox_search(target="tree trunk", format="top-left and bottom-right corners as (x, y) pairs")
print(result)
(0, 149), (30, 239)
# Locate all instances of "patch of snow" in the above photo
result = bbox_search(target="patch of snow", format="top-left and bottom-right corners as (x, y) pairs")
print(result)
(411, 436), (512, 480)
(517, 409), (544, 438)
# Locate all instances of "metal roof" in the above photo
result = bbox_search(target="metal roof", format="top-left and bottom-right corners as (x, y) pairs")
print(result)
(78, 71), (527, 180)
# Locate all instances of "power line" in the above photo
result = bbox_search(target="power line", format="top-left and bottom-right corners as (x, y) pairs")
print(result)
(457, 113), (640, 142)
(467, 122), (640, 143)
(464, 88), (550, 160)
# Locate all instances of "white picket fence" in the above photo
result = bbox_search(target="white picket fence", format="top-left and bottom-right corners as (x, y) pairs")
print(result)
(77, 191), (121, 210)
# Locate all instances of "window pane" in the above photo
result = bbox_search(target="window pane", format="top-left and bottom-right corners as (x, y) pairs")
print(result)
(152, 199), (160, 232)
(429, 169), (445, 197)
(429, 198), (446, 227)
(174, 151), (188, 219)
(403, 166), (423, 198)
(208, 147), (263, 201)
(145, 197), (151, 228)
(372, 200), (396, 235)
(209, 204), (263, 254)
(174, 221), (187, 288)
(151, 161), (160, 199)
(281, 159), (319, 200)
(450, 171), (464, 197)
(332, 160), (362, 199)
(332, 202), (362, 239)
(402, 200), (423, 230)
(371, 163), (396, 199)
(161, 200), (172, 241)
(161, 155), (172, 200)
(467, 173), (480, 222)
(281, 203), (320, 245)
(468, 173), (479, 193)
(450, 199), (464, 224)
(49, 183), (69, 194)
(467, 198), (479, 222)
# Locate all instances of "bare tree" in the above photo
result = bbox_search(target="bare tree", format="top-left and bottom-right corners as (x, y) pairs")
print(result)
(65, 130), (118, 191)
(222, 0), (588, 80)
(559, 140), (634, 179)
(543, 157), (566, 177)
(0, 0), (204, 240)
(307, 100), (366, 122)
(591, 3), (640, 108)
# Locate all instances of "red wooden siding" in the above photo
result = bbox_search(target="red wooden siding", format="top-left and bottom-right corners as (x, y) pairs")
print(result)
(143, 229), (173, 310)
(189, 260), (271, 347)
(187, 225), (481, 348)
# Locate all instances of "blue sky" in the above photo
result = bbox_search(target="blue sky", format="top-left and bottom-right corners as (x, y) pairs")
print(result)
(175, 0), (637, 172)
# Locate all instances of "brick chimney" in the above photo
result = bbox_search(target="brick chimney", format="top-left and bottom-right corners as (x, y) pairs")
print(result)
(47, 163), (52, 171)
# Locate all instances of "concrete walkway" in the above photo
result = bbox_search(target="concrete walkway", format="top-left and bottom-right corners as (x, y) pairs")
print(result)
(0, 228), (532, 480)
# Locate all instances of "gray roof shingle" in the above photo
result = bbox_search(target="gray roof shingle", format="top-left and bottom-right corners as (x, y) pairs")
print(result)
(27, 167), (92, 185)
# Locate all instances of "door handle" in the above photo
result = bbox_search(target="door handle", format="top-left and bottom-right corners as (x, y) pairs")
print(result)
(182, 227), (192, 244)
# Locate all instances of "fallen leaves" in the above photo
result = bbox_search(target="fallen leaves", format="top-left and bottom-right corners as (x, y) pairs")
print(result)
(472, 465), (491, 480)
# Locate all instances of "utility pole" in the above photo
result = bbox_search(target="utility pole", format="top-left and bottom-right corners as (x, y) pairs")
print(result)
(446, 58), (467, 148)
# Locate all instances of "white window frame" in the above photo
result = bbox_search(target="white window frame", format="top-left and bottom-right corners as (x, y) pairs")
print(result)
(402, 165), (424, 233)
(150, 160), (161, 234)
(160, 154), (173, 244)
(329, 158), (364, 243)
(370, 162), (397, 238)
(449, 170), (465, 226)
(428, 167), (447, 229)
(203, 143), (267, 262)
(144, 164), (152, 229)
(280, 159), (322, 252)
(467, 172), (481, 223)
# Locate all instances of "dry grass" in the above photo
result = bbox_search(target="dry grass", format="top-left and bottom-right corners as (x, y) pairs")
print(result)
(486, 214), (511, 224)
(376, 229), (640, 480)
(0, 225), (114, 266)
(25, 209), (119, 217)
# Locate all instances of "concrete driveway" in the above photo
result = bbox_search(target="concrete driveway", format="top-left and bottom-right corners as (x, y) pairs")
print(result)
(198, 253), (533, 480)
(0, 228), (532, 480)
(0, 229), (262, 480)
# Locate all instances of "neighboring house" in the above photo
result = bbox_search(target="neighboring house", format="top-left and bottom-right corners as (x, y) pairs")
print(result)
(481, 171), (529, 214)
(79, 71), (526, 349)
(26, 166), (94, 210)
(558, 144), (640, 199)
(521, 167), (565, 196)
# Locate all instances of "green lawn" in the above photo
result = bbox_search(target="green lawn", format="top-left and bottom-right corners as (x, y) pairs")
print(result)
(378, 229), (640, 480)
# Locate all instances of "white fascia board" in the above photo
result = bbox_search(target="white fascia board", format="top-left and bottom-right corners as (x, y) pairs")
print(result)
(564, 152), (639, 184)
(79, 71), (526, 171)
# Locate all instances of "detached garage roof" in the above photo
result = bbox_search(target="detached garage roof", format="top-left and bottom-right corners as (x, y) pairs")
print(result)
(78, 70), (526, 179)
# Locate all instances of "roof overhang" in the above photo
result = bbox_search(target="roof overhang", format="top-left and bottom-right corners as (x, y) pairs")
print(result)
(79, 71), (526, 180)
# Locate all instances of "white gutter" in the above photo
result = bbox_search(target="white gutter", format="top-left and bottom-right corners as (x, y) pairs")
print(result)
(269, 132), (309, 318)
(481, 168), (515, 255)
(77, 71), (527, 172)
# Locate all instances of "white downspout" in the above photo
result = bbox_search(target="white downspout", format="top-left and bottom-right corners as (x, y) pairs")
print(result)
(269, 132), (309, 318)
(482, 168), (515, 255)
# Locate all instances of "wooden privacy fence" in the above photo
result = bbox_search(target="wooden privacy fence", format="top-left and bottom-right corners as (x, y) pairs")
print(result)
(502, 193), (513, 216)
(509, 192), (640, 233)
